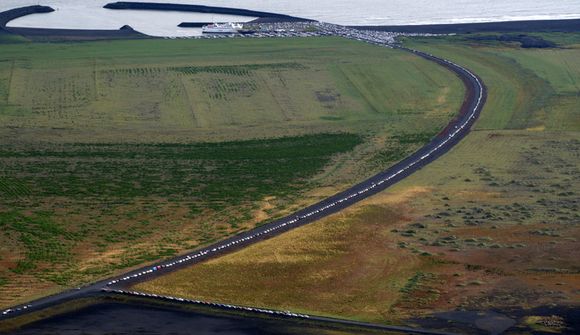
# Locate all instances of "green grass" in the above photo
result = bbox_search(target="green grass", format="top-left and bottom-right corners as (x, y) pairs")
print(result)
(0, 37), (461, 143)
(0, 134), (362, 201)
(0, 212), (75, 271)
(403, 34), (580, 132)
(0, 32), (28, 44)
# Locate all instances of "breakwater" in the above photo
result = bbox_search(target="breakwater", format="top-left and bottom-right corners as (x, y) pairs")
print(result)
(178, 22), (215, 28)
(0, 6), (147, 41)
(104, 2), (312, 22)
(6, 25), (147, 41)
(0, 5), (54, 31)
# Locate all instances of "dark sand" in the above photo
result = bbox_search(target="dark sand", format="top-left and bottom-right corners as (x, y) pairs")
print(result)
(352, 18), (580, 34)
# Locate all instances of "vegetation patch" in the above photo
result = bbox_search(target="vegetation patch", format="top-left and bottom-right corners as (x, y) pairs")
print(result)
(0, 211), (74, 273)
(136, 204), (424, 322)
(468, 34), (557, 48)
(0, 134), (362, 201)
(524, 315), (567, 333)
(0, 133), (363, 304)
(0, 37), (461, 143)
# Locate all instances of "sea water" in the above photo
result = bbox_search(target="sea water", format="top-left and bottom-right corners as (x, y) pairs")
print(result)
(2, 0), (580, 37)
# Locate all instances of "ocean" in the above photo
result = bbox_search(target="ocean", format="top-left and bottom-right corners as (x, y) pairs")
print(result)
(2, 0), (580, 36)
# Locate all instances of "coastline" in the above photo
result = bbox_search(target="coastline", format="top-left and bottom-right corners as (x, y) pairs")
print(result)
(5, 26), (148, 41)
(3, 4), (580, 42)
(352, 18), (580, 34)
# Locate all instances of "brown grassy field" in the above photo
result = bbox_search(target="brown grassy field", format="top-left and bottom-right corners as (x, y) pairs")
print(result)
(135, 33), (580, 332)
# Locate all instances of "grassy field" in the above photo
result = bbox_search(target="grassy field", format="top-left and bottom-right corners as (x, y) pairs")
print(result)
(0, 32), (27, 44)
(0, 36), (463, 307)
(136, 33), (580, 331)
(0, 37), (461, 143)
(404, 34), (580, 131)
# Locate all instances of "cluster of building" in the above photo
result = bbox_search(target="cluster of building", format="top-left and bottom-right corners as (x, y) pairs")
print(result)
(166, 20), (439, 44)
(191, 30), (328, 39)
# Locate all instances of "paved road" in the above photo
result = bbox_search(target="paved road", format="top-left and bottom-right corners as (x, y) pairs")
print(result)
(0, 27), (485, 335)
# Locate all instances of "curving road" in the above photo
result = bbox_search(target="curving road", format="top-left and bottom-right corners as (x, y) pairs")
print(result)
(0, 26), (486, 335)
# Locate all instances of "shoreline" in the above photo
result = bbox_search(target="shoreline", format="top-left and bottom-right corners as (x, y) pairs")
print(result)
(352, 18), (580, 34)
(3, 4), (580, 42)
(5, 26), (148, 41)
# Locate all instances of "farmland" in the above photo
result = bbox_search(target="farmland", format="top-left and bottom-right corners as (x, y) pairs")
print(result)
(0, 36), (463, 307)
(135, 33), (580, 332)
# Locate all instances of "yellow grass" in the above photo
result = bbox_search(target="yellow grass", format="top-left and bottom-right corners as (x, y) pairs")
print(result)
(137, 192), (429, 322)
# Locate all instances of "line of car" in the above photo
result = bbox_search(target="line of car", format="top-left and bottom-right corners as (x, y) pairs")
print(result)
(1, 304), (31, 316)
(105, 288), (310, 319)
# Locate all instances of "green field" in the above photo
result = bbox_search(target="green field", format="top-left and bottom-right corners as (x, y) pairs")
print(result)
(0, 37), (461, 143)
(0, 36), (463, 307)
(136, 33), (580, 330)
(404, 34), (580, 131)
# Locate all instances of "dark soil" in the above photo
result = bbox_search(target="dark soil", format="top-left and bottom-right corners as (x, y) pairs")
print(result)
(7, 301), (373, 335)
